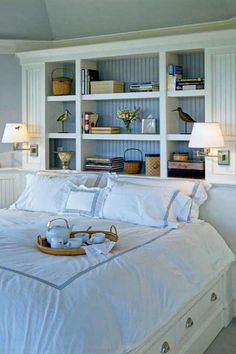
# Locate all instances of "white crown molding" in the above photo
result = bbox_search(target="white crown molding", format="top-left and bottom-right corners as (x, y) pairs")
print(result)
(0, 40), (52, 54)
(1, 16), (236, 54)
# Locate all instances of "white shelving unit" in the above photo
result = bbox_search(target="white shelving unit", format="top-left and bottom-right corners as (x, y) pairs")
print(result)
(18, 37), (207, 178)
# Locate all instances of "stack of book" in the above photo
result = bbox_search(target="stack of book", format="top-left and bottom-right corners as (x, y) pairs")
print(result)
(176, 77), (204, 90)
(91, 126), (120, 134)
(167, 64), (183, 91)
(85, 156), (124, 172)
(129, 82), (159, 92)
(82, 112), (99, 133)
(81, 69), (99, 95)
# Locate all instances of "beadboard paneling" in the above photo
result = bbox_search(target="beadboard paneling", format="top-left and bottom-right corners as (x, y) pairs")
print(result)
(0, 174), (20, 208)
(211, 53), (236, 137)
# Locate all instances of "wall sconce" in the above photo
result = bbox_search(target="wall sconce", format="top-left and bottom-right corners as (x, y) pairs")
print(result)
(188, 123), (230, 165)
(1, 123), (38, 157)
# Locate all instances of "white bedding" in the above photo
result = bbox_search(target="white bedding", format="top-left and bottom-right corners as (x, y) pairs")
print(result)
(0, 209), (234, 354)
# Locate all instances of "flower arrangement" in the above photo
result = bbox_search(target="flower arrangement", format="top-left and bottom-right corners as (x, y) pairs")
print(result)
(116, 107), (141, 133)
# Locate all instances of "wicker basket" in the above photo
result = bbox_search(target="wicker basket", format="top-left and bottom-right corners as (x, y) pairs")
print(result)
(145, 154), (160, 176)
(124, 148), (143, 174)
(51, 68), (73, 95)
(172, 152), (189, 161)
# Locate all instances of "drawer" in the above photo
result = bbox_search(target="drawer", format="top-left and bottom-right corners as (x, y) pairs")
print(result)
(177, 280), (222, 343)
(146, 326), (176, 354)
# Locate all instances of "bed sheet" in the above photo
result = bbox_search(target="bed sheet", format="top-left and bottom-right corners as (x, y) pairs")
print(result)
(0, 209), (234, 354)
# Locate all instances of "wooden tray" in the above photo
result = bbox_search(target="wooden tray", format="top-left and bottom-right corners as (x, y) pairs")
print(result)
(37, 225), (118, 256)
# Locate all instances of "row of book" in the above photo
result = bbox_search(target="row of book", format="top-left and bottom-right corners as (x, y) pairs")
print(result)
(129, 82), (159, 92)
(167, 64), (205, 91)
(81, 69), (99, 95)
(85, 156), (124, 172)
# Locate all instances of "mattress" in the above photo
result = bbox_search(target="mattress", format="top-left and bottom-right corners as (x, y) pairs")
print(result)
(0, 209), (234, 354)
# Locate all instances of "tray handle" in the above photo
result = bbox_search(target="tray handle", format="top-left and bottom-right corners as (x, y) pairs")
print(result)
(110, 225), (118, 236)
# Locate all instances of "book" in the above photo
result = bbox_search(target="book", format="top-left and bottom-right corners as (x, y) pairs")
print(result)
(81, 69), (99, 94)
(176, 84), (204, 90)
(167, 64), (183, 91)
(177, 77), (204, 83)
(85, 156), (124, 172)
(82, 112), (98, 133)
(129, 82), (159, 92)
(91, 126), (120, 134)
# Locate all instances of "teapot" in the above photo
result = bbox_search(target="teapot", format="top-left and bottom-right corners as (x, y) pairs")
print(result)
(46, 218), (73, 245)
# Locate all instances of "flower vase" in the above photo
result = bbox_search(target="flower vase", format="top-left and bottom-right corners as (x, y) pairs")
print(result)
(124, 122), (132, 134)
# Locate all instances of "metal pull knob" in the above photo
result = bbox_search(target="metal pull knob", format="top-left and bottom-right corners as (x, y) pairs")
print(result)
(185, 317), (194, 328)
(160, 341), (170, 353)
(211, 292), (218, 302)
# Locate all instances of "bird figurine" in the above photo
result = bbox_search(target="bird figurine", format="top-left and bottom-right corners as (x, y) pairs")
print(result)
(56, 109), (72, 133)
(172, 107), (196, 134)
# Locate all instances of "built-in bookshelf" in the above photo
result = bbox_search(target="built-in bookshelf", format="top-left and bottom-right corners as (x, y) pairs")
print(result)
(21, 45), (206, 177)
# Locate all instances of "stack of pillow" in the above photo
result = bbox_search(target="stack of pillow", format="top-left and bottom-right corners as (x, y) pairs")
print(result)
(11, 172), (211, 229)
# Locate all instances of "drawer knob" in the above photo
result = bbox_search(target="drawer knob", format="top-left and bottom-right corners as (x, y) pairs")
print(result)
(160, 341), (170, 353)
(211, 292), (218, 302)
(186, 317), (194, 328)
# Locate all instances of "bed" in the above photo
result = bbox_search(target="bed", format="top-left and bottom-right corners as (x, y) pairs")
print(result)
(0, 173), (234, 354)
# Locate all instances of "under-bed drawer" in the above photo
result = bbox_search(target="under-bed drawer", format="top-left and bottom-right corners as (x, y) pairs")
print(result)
(177, 280), (222, 343)
(145, 326), (176, 354)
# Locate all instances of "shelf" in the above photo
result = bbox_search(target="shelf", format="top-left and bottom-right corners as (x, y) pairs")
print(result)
(82, 91), (160, 101)
(167, 90), (205, 97)
(168, 134), (191, 141)
(47, 95), (76, 102)
(48, 133), (76, 139)
(82, 134), (160, 141)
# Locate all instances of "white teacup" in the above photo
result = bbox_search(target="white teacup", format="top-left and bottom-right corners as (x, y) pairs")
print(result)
(50, 236), (65, 249)
(66, 238), (82, 249)
(75, 233), (89, 243)
(90, 233), (106, 244)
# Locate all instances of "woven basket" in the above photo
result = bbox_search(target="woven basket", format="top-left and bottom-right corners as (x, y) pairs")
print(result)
(124, 148), (143, 174)
(145, 154), (160, 176)
(51, 68), (73, 95)
(172, 152), (189, 161)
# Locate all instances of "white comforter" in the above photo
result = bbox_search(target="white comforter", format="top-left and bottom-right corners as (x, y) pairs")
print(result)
(0, 209), (234, 354)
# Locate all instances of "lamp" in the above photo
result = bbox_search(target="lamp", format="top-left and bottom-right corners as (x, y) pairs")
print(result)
(188, 122), (230, 165)
(2, 123), (38, 156)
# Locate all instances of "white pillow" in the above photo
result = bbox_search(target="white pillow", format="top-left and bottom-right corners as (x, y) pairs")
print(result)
(36, 171), (88, 186)
(112, 176), (210, 220)
(11, 174), (77, 213)
(102, 180), (191, 228)
(63, 185), (108, 217)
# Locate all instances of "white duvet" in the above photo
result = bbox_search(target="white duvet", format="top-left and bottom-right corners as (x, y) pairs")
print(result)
(0, 209), (234, 354)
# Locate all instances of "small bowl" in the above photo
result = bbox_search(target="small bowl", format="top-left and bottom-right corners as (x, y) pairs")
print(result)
(90, 233), (106, 244)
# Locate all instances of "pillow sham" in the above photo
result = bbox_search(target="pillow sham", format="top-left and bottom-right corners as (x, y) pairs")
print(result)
(63, 185), (108, 218)
(11, 174), (77, 213)
(102, 180), (191, 228)
(109, 176), (210, 220)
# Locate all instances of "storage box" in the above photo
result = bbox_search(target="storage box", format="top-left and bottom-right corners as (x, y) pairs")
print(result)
(168, 160), (205, 179)
(145, 154), (160, 176)
(90, 81), (124, 94)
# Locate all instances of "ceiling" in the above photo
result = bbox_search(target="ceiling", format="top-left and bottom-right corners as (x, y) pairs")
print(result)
(0, 0), (236, 41)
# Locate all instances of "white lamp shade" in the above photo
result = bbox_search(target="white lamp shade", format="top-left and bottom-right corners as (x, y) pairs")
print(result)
(189, 123), (225, 148)
(2, 123), (29, 143)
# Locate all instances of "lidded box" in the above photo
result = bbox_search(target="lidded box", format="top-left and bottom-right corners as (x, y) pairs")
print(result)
(145, 154), (160, 176)
(91, 81), (124, 94)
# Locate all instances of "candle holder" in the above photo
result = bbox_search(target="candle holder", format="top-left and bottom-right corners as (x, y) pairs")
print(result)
(57, 151), (73, 170)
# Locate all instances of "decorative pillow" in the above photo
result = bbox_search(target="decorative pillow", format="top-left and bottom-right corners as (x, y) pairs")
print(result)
(11, 174), (77, 213)
(63, 185), (108, 217)
(36, 171), (88, 186)
(102, 180), (191, 228)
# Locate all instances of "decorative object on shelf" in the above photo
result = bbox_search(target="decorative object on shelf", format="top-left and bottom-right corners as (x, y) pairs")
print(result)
(56, 109), (71, 133)
(117, 107), (141, 134)
(188, 122), (230, 165)
(124, 148), (143, 174)
(1, 123), (38, 157)
(141, 114), (157, 134)
(145, 154), (160, 176)
(82, 112), (98, 133)
(51, 68), (73, 96)
(57, 150), (73, 170)
(85, 156), (124, 172)
(172, 152), (189, 161)
(172, 107), (196, 134)
(91, 127), (120, 134)
(168, 160), (205, 179)
(91, 80), (124, 94)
